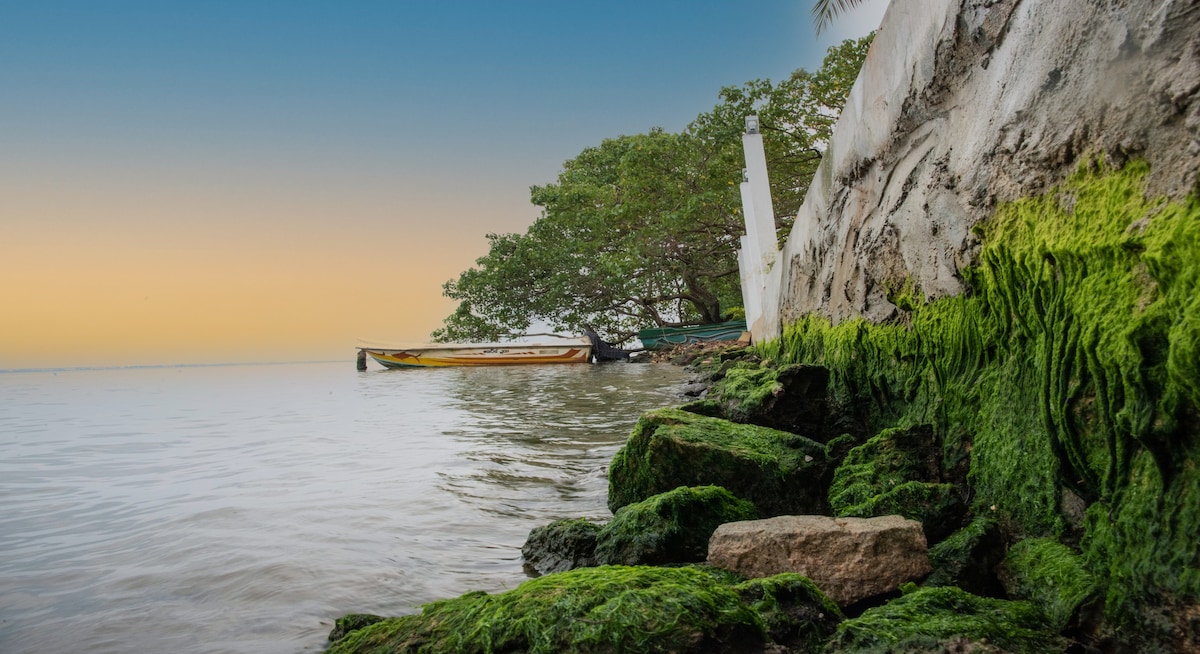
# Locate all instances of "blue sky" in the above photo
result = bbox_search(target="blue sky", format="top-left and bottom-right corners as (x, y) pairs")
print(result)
(0, 0), (888, 366)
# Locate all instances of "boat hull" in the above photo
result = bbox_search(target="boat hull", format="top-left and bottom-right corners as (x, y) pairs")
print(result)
(362, 342), (592, 368)
(637, 320), (747, 351)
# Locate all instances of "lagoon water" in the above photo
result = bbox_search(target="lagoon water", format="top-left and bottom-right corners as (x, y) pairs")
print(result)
(0, 360), (691, 653)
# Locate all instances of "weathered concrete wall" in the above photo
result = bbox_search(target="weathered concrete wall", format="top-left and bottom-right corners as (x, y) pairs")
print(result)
(762, 0), (1200, 339)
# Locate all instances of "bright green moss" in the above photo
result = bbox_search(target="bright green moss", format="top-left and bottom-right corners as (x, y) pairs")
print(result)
(329, 613), (386, 644)
(594, 485), (757, 566)
(826, 586), (1064, 653)
(326, 565), (765, 654)
(608, 408), (828, 516)
(828, 424), (966, 541)
(756, 161), (1200, 643)
(706, 363), (783, 423)
(733, 573), (843, 650)
(999, 537), (1099, 630)
(828, 424), (941, 510)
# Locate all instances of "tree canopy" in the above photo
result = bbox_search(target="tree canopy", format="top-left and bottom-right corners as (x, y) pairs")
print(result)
(433, 36), (872, 344)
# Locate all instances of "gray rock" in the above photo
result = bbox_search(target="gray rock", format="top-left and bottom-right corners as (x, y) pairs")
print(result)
(707, 514), (932, 607)
(521, 518), (600, 575)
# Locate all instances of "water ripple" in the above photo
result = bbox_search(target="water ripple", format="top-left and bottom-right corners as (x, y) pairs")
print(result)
(0, 361), (690, 653)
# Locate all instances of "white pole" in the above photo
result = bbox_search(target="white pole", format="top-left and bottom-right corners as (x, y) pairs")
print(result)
(742, 116), (779, 264)
(737, 115), (780, 341)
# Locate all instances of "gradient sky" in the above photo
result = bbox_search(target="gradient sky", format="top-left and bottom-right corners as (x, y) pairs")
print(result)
(0, 0), (887, 369)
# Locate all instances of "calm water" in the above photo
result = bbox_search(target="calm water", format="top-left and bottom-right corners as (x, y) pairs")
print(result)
(0, 360), (691, 653)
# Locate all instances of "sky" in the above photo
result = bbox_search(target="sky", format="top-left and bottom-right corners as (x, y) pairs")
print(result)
(0, 0), (888, 369)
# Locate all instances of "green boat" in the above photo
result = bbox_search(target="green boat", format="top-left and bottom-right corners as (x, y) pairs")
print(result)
(637, 320), (747, 351)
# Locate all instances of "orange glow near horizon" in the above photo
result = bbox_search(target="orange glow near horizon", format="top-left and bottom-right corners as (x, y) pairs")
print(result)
(0, 177), (535, 369)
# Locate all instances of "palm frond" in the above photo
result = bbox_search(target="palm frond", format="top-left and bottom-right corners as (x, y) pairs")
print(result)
(811, 0), (865, 34)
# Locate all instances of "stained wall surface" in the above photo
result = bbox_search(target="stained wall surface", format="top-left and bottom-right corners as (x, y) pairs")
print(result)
(762, 0), (1200, 339)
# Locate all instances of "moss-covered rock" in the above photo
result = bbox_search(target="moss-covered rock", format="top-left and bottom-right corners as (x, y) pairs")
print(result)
(521, 518), (601, 575)
(829, 425), (942, 503)
(733, 573), (844, 651)
(703, 362), (832, 440)
(924, 516), (1006, 598)
(329, 613), (386, 644)
(594, 485), (756, 566)
(326, 565), (768, 654)
(998, 537), (1101, 632)
(825, 586), (1065, 653)
(829, 425), (967, 542)
(607, 408), (829, 516)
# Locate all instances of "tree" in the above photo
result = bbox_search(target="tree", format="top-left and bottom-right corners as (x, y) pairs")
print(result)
(433, 37), (873, 344)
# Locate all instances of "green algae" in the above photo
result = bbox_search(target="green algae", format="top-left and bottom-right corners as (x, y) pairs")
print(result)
(733, 573), (844, 651)
(521, 518), (601, 575)
(700, 362), (835, 440)
(607, 408), (828, 516)
(329, 613), (386, 644)
(754, 161), (1200, 644)
(998, 537), (1099, 630)
(594, 485), (757, 566)
(326, 565), (766, 654)
(825, 586), (1064, 653)
(828, 424), (940, 509)
(924, 516), (1005, 597)
(828, 424), (966, 542)
(706, 362), (783, 422)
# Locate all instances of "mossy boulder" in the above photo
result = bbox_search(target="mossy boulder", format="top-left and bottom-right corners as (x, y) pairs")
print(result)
(828, 424), (967, 543)
(924, 516), (1006, 598)
(326, 565), (836, 654)
(997, 537), (1101, 631)
(608, 408), (830, 516)
(733, 573), (844, 651)
(701, 362), (832, 440)
(329, 613), (386, 644)
(594, 485), (757, 566)
(521, 518), (601, 575)
(825, 586), (1065, 653)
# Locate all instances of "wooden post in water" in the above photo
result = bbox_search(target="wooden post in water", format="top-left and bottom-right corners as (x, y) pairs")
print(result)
(356, 349), (367, 371)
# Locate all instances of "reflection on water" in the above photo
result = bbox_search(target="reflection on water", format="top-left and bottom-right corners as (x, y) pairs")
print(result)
(0, 361), (690, 653)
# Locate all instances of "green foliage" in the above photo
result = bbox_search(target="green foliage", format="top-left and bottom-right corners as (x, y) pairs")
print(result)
(756, 161), (1200, 643)
(594, 485), (757, 566)
(607, 408), (828, 517)
(811, 0), (868, 34)
(326, 565), (765, 654)
(826, 586), (1065, 653)
(435, 38), (873, 343)
(998, 538), (1100, 630)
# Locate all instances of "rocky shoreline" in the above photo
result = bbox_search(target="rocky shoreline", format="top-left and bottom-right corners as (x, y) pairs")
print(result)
(325, 164), (1200, 653)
